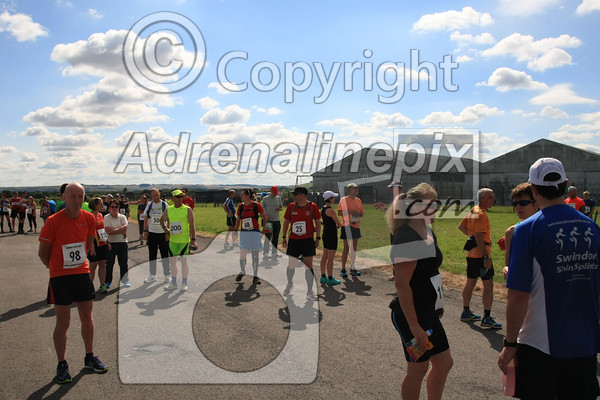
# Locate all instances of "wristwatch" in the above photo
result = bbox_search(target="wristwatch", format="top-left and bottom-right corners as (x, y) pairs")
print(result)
(503, 338), (517, 347)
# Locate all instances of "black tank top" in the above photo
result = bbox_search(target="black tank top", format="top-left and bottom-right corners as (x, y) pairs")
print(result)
(322, 205), (336, 231)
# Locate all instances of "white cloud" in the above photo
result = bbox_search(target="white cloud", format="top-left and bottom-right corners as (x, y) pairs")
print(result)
(456, 55), (473, 63)
(498, 0), (560, 16)
(0, 10), (48, 42)
(576, 0), (600, 15)
(0, 146), (17, 153)
(549, 131), (595, 142)
(576, 143), (600, 153)
(479, 132), (514, 161)
(197, 97), (219, 109)
(412, 7), (493, 32)
(477, 67), (548, 92)
(55, 0), (73, 7)
(450, 31), (495, 47)
(21, 152), (38, 162)
(420, 104), (504, 125)
(115, 126), (177, 147)
(549, 111), (600, 143)
(530, 84), (598, 105)
(481, 33), (581, 71)
(88, 9), (103, 19)
(253, 106), (283, 116)
(317, 111), (412, 138)
(209, 81), (241, 94)
(540, 106), (569, 119)
(200, 105), (251, 125)
(512, 110), (538, 118)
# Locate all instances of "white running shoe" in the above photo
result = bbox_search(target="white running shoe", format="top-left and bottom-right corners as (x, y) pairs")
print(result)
(144, 274), (157, 283)
(164, 274), (172, 283)
(164, 282), (178, 291)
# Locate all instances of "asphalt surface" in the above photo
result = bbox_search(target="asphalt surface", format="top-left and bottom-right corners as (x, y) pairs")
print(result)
(0, 222), (535, 399)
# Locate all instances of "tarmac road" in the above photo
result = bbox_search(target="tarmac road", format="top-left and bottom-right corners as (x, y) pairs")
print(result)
(0, 222), (546, 399)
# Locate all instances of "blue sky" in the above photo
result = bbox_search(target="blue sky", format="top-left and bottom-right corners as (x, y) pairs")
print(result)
(1, 0), (599, 187)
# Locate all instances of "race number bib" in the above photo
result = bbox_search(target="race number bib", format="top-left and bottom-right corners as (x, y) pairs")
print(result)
(242, 218), (254, 231)
(97, 229), (108, 242)
(292, 221), (307, 236)
(138, 214), (146, 221)
(2, 206), (8, 212)
(150, 214), (161, 226)
(567, 203), (576, 208)
(119, 208), (126, 215)
(103, 204), (108, 211)
(170, 221), (183, 233)
(429, 274), (444, 310)
(27, 206), (34, 214)
(350, 214), (360, 223)
(584, 206), (591, 214)
(62, 242), (85, 269)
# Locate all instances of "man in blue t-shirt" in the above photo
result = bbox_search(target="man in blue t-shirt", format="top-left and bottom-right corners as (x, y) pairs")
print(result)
(498, 158), (600, 399)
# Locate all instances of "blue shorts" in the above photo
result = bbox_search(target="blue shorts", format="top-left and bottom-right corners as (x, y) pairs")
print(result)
(240, 230), (262, 250)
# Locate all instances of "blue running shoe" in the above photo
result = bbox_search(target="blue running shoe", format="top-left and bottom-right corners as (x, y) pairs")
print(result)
(340, 270), (348, 278)
(326, 277), (341, 286)
(55, 361), (71, 384)
(460, 310), (481, 322)
(481, 316), (502, 329)
(84, 355), (108, 373)
(320, 276), (327, 284)
(350, 268), (361, 276)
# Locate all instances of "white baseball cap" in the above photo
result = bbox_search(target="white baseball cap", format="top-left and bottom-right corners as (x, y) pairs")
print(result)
(529, 158), (567, 189)
(323, 191), (339, 200)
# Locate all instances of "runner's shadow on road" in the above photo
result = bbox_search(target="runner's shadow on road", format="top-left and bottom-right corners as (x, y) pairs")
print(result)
(278, 297), (322, 331)
(113, 282), (167, 304)
(320, 285), (346, 307)
(224, 282), (261, 307)
(27, 368), (87, 400)
(465, 322), (504, 352)
(341, 276), (372, 296)
(0, 299), (50, 323)
(134, 291), (186, 317)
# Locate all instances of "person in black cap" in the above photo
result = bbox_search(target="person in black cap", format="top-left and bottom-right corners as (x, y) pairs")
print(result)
(281, 187), (322, 300)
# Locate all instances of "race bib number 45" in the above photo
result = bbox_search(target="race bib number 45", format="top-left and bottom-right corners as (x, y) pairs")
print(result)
(62, 242), (85, 269)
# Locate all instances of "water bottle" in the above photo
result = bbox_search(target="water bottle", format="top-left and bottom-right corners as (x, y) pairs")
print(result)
(406, 329), (434, 361)
(502, 360), (515, 396)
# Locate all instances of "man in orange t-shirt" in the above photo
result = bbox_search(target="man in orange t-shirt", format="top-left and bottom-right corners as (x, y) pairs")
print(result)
(564, 185), (585, 213)
(38, 183), (108, 384)
(458, 188), (501, 329)
(337, 183), (364, 277)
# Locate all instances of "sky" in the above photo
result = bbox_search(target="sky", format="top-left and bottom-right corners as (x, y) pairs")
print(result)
(1, 0), (599, 187)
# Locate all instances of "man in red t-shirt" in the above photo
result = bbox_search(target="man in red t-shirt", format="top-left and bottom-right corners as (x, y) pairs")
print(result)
(281, 187), (321, 300)
(181, 188), (195, 209)
(38, 183), (108, 384)
(564, 186), (585, 213)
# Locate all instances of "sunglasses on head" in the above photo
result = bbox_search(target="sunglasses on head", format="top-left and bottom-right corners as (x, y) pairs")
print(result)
(512, 200), (535, 207)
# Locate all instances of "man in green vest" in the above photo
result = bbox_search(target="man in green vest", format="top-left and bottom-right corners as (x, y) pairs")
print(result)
(159, 189), (196, 292)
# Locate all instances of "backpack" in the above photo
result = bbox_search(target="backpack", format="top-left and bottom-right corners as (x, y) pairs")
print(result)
(291, 201), (315, 220)
(146, 200), (167, 217)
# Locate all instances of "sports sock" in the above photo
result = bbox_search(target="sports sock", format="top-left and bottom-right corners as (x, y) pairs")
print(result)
(463, 306), (470, 313)
(239, 259), (247, 273)
(252, 251), (259, 275)
(484, 310), (491, 318)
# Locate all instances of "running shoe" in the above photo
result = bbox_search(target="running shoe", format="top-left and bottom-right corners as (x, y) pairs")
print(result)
(283, 283), (293, 296)
(350, 268), (361, 276)
(253, 276), (261, 285)
(144, 274), (157, 284)
(340, 270), (348, 278)
(306, 291), (318, 301)
(163, 274), (172, 283)
(481, 316), (502, 329)
(180, 284), (188, 292)
(55, 361), (71, 384)
(320, 276), (328, 284)
(326, 277), (341, 286)
(98, 284), (108, 294)
(105, 282), (111, 289)
(84, 355), (108, 373)
(460, 310), (481, 322)
(122, 281), (131, 288)
(164, 283), (178, 291)
(236, 271), (246, 282)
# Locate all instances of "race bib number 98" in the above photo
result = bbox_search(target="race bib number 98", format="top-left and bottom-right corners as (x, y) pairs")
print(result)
(62, 242), (86, 269)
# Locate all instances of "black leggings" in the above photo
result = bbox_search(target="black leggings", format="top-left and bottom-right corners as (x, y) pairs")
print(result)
(27, 214), (37, 230)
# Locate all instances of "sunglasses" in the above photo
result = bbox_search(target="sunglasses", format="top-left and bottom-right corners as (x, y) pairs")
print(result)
(175, 195), (184, 198)
(109, 205), (119, 209)
(512, 200), (535, 207)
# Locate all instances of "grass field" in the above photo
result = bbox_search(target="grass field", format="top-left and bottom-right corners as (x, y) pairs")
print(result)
(130, 202), (522, 284)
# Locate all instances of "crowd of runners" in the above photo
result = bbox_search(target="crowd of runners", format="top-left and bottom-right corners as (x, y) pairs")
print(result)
(2, 160), (600, 399)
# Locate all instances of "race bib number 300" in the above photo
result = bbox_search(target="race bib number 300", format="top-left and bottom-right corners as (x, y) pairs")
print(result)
(62, 242), (86, 269)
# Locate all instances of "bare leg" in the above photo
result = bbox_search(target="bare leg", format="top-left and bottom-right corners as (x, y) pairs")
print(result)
(482, 279), (493, 310)
(462, 277), (477, 308)
(76, 300), (95, 354)
(402, 361), (429, 400)
(53, 305), (71, 361)
(426, 350), (453, 400)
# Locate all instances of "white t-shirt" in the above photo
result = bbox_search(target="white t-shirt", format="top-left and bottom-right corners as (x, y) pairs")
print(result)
(103, 213), (128, 243)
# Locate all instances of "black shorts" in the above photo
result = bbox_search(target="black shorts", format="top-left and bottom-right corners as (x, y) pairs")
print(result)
(322, 229), (338, 250)
(0, 211), (8, 216)
(390, 301), (450, 363)
(88, 244), (108, 262)
(10, 209), (18, 218)
(340, 225), (361, 240)
(18, 211), (26, 219)
(515, 344), (600, 400)
(226, 215), (236, 227)
(286, 238), (316, 258)
(49, 273), (95, 305)
(466, 257), (494, 280)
